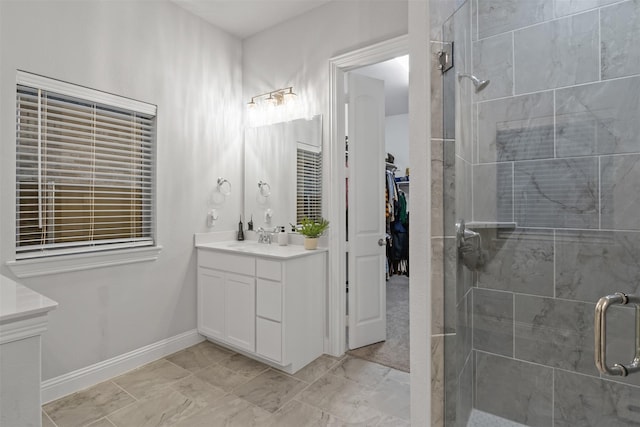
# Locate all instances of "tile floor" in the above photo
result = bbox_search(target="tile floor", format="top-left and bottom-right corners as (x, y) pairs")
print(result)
(42, 340), (411, 427)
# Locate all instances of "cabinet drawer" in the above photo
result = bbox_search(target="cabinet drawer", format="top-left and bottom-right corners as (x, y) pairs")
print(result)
(257, 278), (282, 322)
(256, 259), (281, 281)
(256, 317), (282, 362)
(198, 250), (255, 276)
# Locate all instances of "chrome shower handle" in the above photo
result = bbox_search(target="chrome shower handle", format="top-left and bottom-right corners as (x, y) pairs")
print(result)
(456, 219), (484, 271)
(595, 292), (640, 376)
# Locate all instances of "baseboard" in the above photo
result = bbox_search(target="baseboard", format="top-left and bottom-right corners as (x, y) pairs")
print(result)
(41, 329), (204, 404)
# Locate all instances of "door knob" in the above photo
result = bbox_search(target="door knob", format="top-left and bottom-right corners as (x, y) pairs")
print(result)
(378, 238), (385, 246)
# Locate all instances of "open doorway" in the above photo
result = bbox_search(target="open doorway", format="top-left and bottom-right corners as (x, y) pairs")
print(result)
(344, 56), (410, 372)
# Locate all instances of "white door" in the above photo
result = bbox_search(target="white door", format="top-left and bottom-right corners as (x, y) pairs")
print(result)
(347, 72), (386, 349)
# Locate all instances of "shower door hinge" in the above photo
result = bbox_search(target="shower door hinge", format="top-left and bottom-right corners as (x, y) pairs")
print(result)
(437, 42), (454, 73)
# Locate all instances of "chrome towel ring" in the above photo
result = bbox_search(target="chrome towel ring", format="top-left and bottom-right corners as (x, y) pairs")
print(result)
(217, 177), (231, 196)
(258, 180), (271, 197)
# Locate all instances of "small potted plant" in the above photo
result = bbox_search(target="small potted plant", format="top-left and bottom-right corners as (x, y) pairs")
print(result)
(298, 217), (330, 250)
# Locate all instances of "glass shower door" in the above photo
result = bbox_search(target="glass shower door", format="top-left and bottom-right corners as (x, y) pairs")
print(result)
(441, 1), (640, 426)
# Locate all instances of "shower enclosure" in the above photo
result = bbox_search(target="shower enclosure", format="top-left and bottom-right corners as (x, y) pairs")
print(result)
(438, 0), (640, 425)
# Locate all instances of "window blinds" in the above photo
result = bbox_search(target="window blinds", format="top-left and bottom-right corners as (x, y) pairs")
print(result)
(296, 145), (322, 223)
(15, 73), (156, 259)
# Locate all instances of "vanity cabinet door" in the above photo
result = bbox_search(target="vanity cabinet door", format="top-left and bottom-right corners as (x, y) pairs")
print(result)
(256, 278), (282, 322)
(225, 273), (256, 352)
(257, 317), (282, 362)
(197, 268), (225, 342)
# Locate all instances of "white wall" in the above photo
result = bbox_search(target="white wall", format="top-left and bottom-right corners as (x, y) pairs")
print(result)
(242, 0), (409, 133)
(0, 0), (243, 379)
(386, 113), (409, 177)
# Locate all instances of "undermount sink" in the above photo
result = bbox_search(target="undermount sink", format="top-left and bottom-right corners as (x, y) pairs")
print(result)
(225, 241), (263, 248)
(195, 239), (326, 259)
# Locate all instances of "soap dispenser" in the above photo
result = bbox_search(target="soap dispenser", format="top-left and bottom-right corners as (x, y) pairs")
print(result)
(237, 216), (245, 241)
(277, 226), (288, 246)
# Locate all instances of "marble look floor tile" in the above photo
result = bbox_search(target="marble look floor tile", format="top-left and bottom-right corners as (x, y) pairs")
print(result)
(267, 400), (344, 427)
(329, 356), (390, 389)
(42, 411), (56, 427)
(365, 377), (411, 421)
(322, 353), (346, 362)
(386, 368), (410, 384)
(86, 418), (116, 427)
(194, 363), (250, 392)
(169, 374), (227, 407)
(233, 369), (308, 413)
(217, 353), (270, 378)
(292, 355), (339, 383)
(346, 404), (385, 424)
(108, 388), (203, 427)
(43, 381), (135, 427)
(378, 414), (411, 426)
(165, 340), (233, 372)
(298, 373), (369, 420)
(171, 395), (271, 427)
(112, 359), (190, 399)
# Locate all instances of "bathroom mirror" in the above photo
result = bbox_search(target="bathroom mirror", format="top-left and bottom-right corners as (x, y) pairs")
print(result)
(244, 115), (322, 231)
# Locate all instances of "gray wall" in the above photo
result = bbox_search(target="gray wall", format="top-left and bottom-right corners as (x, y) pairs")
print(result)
(467, 0), (640, 425)
(0, 0), (244, 380)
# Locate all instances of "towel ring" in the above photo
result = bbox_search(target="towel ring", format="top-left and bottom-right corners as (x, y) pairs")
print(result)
(258, 180), (271, 197)
(217, 177), (231, 196)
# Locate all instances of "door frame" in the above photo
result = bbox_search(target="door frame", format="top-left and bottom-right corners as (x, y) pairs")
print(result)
(327, 34), (408, 356)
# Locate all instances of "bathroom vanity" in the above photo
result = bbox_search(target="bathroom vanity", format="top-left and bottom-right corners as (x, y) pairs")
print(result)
(0, 275), (57, 427)
(195, 240), (326, 374)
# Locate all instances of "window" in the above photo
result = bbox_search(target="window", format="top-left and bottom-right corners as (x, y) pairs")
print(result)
(296, 144), (322, 223)
(15, 72), (156, 259)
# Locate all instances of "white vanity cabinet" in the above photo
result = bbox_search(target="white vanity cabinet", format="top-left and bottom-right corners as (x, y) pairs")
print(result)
(197, 250), (256, 352)
(196, 243), (326, 374)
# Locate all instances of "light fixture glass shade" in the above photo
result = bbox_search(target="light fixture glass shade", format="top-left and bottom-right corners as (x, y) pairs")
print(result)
(266, 94), (277, 106)
(283, 88), (297, 103)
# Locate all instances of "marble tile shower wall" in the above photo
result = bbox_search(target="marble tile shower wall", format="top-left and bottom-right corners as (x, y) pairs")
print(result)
(430, 1), (465, 426)
(469, 0), (640, 425)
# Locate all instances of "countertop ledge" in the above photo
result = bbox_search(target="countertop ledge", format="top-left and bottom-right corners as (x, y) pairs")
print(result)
(1, 275), (58, 324)
(196, 240), (327, 260)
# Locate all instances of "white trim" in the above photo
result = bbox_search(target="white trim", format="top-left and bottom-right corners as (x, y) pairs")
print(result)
(327, 34), (409, 357)
(16, 70), (156, 115)
(41, 329), (204, 404)
(0, 315), (49, 345)
(6, 245), (163, 278)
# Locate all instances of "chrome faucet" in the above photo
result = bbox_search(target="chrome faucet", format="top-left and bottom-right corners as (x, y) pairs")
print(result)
(257, 227), (276, 244)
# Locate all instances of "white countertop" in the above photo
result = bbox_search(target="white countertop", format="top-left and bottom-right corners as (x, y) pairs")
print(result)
(0, 275), (58, 323)
(196, 240), (327, 259)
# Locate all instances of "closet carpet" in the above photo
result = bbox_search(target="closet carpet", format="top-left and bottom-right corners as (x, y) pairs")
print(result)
(348, 275), (410, 373)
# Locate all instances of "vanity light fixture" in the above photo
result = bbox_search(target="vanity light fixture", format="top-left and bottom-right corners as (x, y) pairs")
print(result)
(247, 86), (297, 108)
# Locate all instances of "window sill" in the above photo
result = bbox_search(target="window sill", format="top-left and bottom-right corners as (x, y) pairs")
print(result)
(6, 246), (163, 278)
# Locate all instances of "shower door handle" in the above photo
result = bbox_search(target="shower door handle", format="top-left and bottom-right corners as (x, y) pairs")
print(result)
(595, 292), (640, 376)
